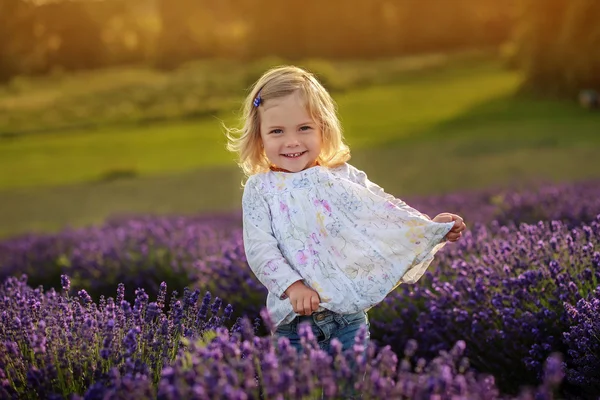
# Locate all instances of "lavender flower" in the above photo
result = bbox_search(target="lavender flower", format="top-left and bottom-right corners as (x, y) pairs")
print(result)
(60, 275), (70, 293)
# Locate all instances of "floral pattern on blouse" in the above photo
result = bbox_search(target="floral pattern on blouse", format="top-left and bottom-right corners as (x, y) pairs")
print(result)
(242, 163), (455, 327)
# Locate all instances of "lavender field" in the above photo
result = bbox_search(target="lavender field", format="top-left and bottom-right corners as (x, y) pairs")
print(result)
(1, 180), (599, 399)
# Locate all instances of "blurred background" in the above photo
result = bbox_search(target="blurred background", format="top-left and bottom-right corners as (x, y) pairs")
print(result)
(0, 0), (599, 239)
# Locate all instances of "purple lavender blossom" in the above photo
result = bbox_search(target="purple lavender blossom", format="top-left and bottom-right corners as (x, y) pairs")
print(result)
(563, 287), (600, 396)
(0, 274), (237, 398)
(371, 217), (600, 395)
(60, 274), (70, 293)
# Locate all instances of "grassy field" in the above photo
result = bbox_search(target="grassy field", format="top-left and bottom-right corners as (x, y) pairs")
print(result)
(0, 54), (516, 190)
(1, 54), (599, 238)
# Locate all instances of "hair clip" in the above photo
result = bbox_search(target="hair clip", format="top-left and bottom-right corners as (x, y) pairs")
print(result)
(253, 91), (262, 107)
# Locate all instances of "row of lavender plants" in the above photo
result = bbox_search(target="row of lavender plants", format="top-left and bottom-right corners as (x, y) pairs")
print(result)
(1, 180), (598, 318)
(0, 274), (568, 399)
(0, 179), (599, 398)
(369, 218), (600, 397)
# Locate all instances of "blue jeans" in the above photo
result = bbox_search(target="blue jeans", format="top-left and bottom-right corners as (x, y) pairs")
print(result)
(273, 309), (370, 355)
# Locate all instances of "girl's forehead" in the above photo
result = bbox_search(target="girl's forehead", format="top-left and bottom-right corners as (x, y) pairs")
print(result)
(260, 92), (313, 121)
(262, 90), (304, 109)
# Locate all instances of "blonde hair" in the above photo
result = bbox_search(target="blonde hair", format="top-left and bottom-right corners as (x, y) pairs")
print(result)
(225, 65), (350, 178)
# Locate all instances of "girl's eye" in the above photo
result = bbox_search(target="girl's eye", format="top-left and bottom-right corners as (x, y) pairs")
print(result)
(300, 126), (312, 131)
(270, 129), (283, 134)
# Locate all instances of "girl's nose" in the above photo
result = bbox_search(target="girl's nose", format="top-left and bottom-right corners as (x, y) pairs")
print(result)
(285, 137), (301, 147)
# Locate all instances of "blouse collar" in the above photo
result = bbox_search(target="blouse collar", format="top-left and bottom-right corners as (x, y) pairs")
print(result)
(269, 160), (321, 173)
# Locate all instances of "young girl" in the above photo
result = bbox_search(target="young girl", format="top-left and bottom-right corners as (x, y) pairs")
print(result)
(226, 66), (466, 355)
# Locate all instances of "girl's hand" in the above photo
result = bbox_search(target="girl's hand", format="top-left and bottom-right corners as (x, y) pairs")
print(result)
(284, 280), (321, 315)
(433, 212), (466, 242)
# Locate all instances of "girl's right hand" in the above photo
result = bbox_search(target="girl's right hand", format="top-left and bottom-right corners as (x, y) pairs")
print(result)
(285, 280), (321, 315)
(433, 212), (466, 242)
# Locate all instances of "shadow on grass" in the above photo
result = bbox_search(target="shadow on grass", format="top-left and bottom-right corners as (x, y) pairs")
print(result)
(347, 91), (600, 198)
(380, 91), (600, 148)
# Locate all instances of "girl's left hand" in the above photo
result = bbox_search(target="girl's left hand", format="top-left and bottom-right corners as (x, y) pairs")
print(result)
(433, 212), (466, 242)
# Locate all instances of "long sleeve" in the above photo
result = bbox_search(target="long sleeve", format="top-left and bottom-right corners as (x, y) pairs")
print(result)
(346, 164), (432, 220)
(344, 163), (454, 284)
(242, 177), (304, 300)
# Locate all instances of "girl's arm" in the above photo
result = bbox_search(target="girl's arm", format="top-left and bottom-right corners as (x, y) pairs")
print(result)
(242, 178), (304, 300)
(345, 163), (456, 284)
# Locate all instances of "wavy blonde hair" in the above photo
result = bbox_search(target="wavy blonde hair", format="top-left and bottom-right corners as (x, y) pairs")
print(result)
(225, 65), (350, 178)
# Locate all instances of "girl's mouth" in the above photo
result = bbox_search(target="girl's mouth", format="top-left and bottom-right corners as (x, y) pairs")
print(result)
(282, 151), (307, 158)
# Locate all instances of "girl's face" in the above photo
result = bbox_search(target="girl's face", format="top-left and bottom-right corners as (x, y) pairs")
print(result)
(259, 91), (322, 173)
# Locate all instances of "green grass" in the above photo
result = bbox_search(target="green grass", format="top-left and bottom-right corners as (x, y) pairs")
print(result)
(0, 118), (233, 189)
(1, 55), (599, 238)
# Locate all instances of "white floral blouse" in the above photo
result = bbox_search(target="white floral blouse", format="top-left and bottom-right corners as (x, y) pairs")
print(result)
(242, 163), (455, 327)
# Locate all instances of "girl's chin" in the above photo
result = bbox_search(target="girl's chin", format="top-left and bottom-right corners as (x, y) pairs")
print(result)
(273, 157), (318, 172)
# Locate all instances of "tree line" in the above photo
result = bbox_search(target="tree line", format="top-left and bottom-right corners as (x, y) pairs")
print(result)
(514, 0), (600, 96)
(0, 0), (598, 96)
(0, 0), (515, 75)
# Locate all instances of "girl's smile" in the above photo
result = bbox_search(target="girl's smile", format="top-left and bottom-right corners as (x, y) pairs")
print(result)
(282, 150), (308, 158)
